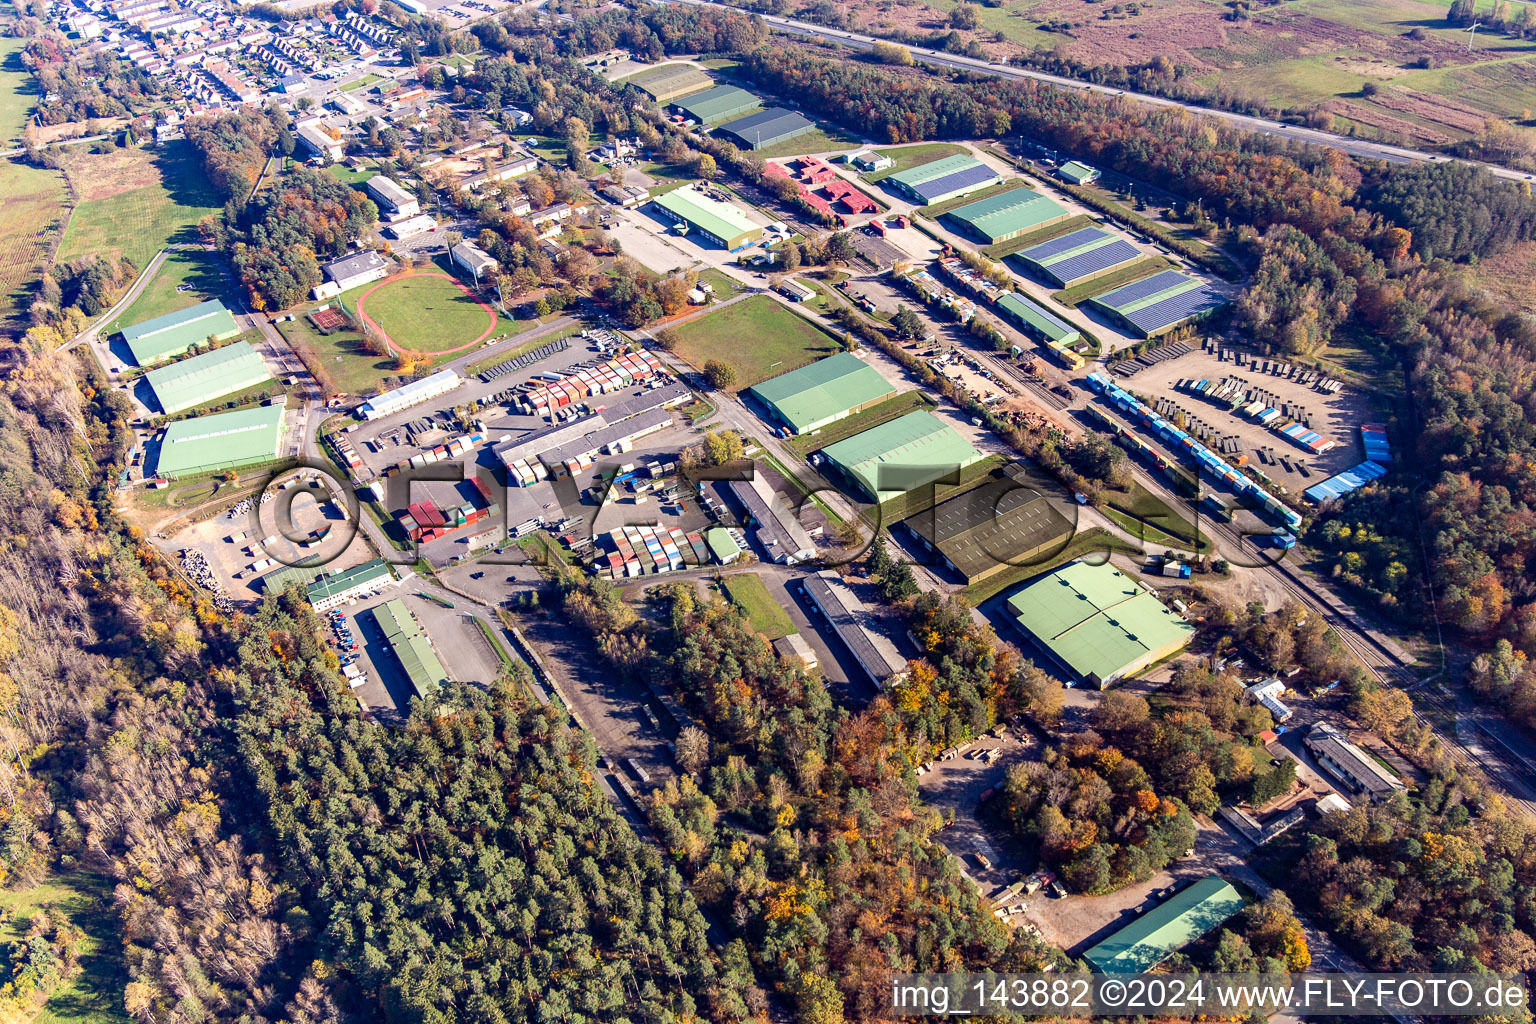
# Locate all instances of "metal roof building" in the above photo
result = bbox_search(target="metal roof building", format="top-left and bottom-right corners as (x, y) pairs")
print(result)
(900, 467), (1074, 584)
(359, 368), (462, 419)
(715, 107), (816, 150)
(143, 341), (273, 415)
(625, 63), (713, 102)
(704, 526), (741, 564)
(364, 174), (419, 217)
(820, 410), (984, 503)
(882, 153), (1003, 206)
(995, 293), (1080, 347)
(1088, 270), (1229, 338)
(801, 570), (907, 689)
(153, 403), (285, 479)
(1057, 160), (1101, 186)
(1009, 226), (1143, 288)
(943, 187), (1069, 244)
(303, 558), (397, 611)
(1084, 876), (1244, 973)
(672, 84), (758, 124)
(722, 473), (817, 564)
(121, 299), (242, 365)
(650, 185), (764, 250)
(747, 352), (896, 435)
(371, 597), (450, 700)
(1004, 560), (1193, 688)
(1303, 722), (1405, 799)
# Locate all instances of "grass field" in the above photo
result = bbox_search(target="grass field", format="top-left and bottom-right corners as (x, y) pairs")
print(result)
(748, 126), (861, 160)
(696, 267), (744, 299)
(328, 161), (378, 186)
(720, 572), (795, 639)
(862, 143), (968, 182)
(356, 274), (496, 353)
(340, 73), (381, 92)
(0, 35), (36, 148)
(106, 248), (234, 336)
(0, 873), (130, 1024)
(786, 391), (932, 457)
(277, 303), (397, 396)
(0, 160), (68, 324)
(669, 295), (842, 389)
(1051, 257), (1173, 308)
(56, 142), (221, 272)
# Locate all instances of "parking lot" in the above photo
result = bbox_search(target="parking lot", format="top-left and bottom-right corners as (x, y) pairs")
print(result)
(1101, 343), (1379, 493)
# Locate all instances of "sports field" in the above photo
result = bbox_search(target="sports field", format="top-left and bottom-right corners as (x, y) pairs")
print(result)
(668, 295), (842, 389)
(354, 272), (498, 354)
(0, 160), (67, 323)
(56, 142), (222, 271)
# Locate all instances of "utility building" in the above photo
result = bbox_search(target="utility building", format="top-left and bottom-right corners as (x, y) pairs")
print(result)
(801, 570), (908, 689)
(747, 352), (896, 435)
(370, 598), (450, 700)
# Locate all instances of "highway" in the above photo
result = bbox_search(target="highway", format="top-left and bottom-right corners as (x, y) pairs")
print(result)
(668, 0), (1535, 183)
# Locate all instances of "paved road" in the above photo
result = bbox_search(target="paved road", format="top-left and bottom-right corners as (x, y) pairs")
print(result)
(668, 0), (1534, 182)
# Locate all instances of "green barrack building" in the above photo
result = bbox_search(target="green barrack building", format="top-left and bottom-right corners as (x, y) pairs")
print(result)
(671, 84), (759, 124)
(651, 185), (764, 250)
(943, 187), (1068, 244)
(121, 299), (242, 365)
(747, 352), (896, 435)
(820, 410), (984, 503)
(143, 341), (273, 415)
(1084, 875), (1244, 973)
(371, 597), (450, 700)
(995, 293), (1080, 347)
(1004, 560), (1193, 688)
(152, 403), (285, 479)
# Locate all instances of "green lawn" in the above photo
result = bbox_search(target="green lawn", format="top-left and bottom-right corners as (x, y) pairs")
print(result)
(355, 273), (496, 353)
(1102, 481), (1210, 551)
(696, 267), (744, 299)
(276, 304), (398, 396)
(339, 73), (381, 92)
(785, 391), (933, 458)
(0, 35), (35, 147)
(328, 161), (377, 186)
(720, 572), (795, 639)
(984, 213), (1096, 260)
(106, 248), (235, 337)
(1051, 257), (1172, 308)
(0, 873), (130, 1024)
(669, 295), (842, 389)
(862, 143), (969, 183)
(57, 141), (222, 271)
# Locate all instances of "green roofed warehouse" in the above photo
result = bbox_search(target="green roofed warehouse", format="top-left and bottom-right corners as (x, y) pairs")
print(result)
(152, 403), (285, 479)
(820, 410), (983, 503)
(370, 597), (450, 701)
(943, 187), (1068, 244)
(747, 352), (896, 435)
(1084, 875), (1244, 973)
(1005, 559), (1193, 687)
(671, 84), (759, 124)
(650, 185), (764, 250)
(121, 299), (242, 365)
(882, 153), (1003, 206)
(143, 341), (273, 415)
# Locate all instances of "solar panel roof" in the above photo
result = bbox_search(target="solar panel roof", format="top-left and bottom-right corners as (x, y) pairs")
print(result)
(1016, 226), (1113, 263)
(1122, 284), (1226, 333)
(1045, 239), (1142, 285)
(911, 164), (1001, 201)
(1095, 269), (1193, 309)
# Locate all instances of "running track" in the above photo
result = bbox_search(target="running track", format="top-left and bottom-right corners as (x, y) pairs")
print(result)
(355, 271), (499, 355)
